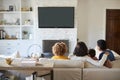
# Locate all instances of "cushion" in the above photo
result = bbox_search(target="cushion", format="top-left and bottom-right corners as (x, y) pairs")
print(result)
(111, 50), (120, 60)
(84, 61), (97, 68)
(39, 58), (84, 68)
(84, 61), (105, 68)
(84, 61), (107, 68)
(53, 60), (84, 68)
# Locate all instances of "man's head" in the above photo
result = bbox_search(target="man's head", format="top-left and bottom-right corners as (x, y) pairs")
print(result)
(97, 39), (106, 51)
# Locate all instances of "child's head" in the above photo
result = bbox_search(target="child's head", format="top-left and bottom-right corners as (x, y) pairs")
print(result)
(88, 49), (96, 58)
(52, 42), (67, 56)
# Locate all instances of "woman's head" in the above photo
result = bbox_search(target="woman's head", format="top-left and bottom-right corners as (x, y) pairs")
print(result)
(97, 39), (106, 51)
(52, 42), (67, 56)
(73, 41), (88, 56)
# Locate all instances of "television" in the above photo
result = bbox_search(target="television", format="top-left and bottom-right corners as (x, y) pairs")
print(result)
(38, 7), (74, 28)
(42, 40), (69, 58)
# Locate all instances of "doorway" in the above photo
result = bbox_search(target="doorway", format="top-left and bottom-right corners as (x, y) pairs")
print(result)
(106, 9), (120, 55)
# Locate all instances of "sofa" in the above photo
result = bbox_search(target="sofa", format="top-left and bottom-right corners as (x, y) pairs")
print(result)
(38, 55), (120, 80)
(1, 52), (120, 80)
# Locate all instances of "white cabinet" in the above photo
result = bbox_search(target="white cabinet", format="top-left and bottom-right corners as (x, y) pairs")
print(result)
(0, 40), (20, 56)
(0, 0), (35, 56)
(0, 40), (34, 57)
(0, 0), (34, 40)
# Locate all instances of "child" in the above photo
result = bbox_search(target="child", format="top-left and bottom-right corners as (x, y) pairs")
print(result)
(51, 42), (69, 60)
(88, 49), (98, 60)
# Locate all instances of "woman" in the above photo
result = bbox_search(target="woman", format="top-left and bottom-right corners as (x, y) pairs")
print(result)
(69, 41), (109, 67)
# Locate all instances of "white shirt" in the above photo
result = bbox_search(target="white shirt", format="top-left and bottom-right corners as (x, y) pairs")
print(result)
(69, 54), (107, 67)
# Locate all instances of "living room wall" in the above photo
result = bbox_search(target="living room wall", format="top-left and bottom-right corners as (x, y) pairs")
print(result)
(77, 0), (120, 48)
(34, 0), (77, 54)
(34, 0), (120, 53)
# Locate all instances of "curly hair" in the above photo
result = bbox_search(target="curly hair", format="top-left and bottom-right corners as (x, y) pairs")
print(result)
(73, 42), (88, 56)
(52, 42), (67, 56)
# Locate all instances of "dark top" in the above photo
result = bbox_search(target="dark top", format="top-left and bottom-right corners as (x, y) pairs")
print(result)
(99, 50), (115, 61)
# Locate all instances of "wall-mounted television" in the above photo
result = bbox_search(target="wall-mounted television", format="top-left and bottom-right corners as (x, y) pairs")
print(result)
(38, 7), (74, 28)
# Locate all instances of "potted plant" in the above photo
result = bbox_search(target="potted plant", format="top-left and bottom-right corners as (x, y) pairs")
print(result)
(22, 30), (28, 39)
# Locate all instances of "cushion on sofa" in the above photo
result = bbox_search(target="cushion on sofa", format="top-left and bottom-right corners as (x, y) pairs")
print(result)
(111, 50), (120, 60)
(84, 61), (106, 68)
(53, 60), (84, 68)
(84, 61), (97, 68)
(85, 58), (120, 68)
(39, 58), (84, 68)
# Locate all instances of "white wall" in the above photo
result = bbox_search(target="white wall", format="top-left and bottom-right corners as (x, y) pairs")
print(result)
(35, 29), (77, 54)
(76, 0), (89, 43)
(34, 0), (78, 54)
(77, 0), (120, 48)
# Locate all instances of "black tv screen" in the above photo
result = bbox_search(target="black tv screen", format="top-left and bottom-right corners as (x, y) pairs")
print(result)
(42, 40), (69, 58)
(38, 7), (74, 28)
(42, 40), (69, 53)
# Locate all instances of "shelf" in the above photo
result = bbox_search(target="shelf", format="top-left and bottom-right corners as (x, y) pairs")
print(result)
(0, 38), (18, 40)
(21, 11), (33, 13)
(0, 11), (20, 14)
(0, 0), (34, 41)
(21, 25), (34, 27)
(0, 25), (33, 28)
(0, 25), (20, 27)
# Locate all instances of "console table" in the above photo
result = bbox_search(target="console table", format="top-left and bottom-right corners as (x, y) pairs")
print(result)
(0, 58), (54, 80)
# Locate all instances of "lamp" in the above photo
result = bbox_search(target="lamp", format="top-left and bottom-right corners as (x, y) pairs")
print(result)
(27, 44), (42, 58)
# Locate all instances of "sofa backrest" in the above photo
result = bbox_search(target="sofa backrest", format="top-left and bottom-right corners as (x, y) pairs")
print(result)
(39, 58), (84, 68)
(53, 60), (84, 68)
